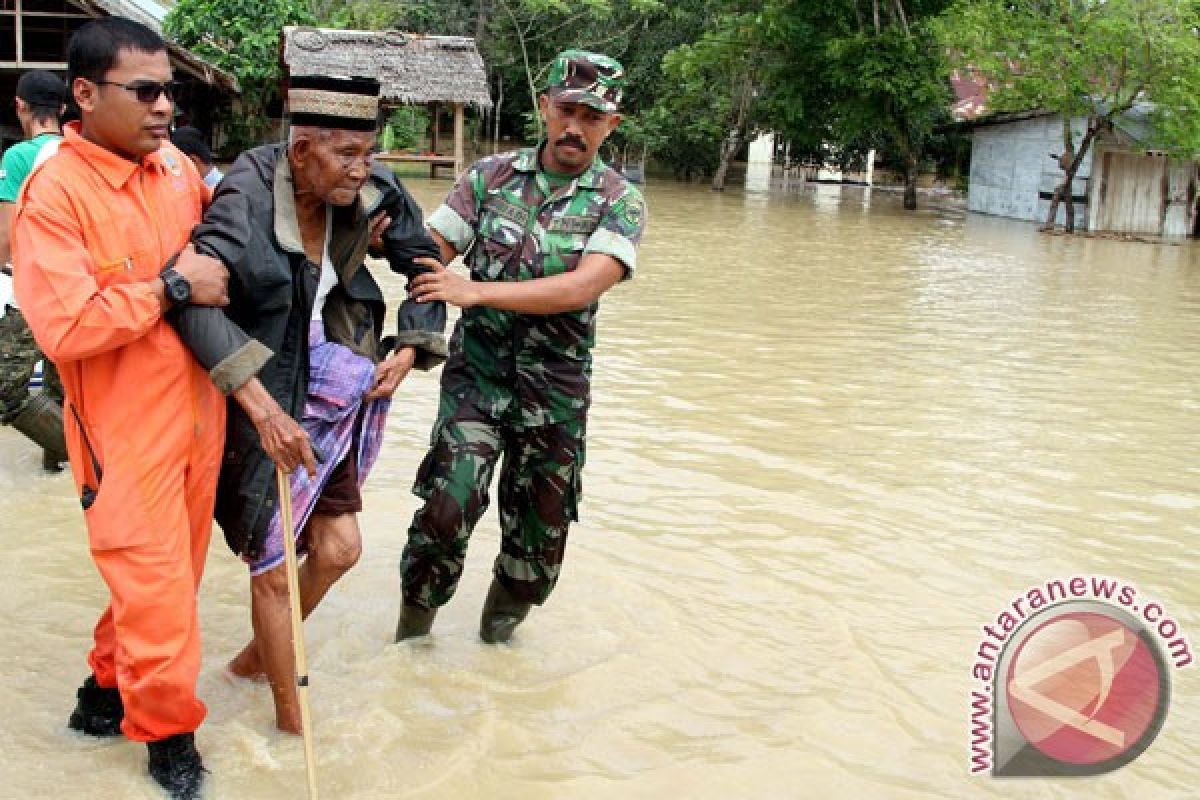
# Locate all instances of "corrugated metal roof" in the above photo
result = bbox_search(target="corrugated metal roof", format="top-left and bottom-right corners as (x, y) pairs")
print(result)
(87, 0), (165, 32)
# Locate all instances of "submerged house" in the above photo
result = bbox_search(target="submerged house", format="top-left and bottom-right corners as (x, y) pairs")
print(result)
(0, 0), (238, 147)
(281, 27), (492, 177)
(952, 72), (1199, 237)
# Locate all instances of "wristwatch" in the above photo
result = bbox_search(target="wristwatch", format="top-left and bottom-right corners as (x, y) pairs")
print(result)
(160, 267), (191, 307)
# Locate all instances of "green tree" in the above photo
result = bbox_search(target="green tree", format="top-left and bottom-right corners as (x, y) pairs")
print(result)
(765, 0), (953, 209)
(484, 0), (661, 140)
(941, 0), (1200, 231)
(660, 9), (772, 190)
(164, 0), (316, 150)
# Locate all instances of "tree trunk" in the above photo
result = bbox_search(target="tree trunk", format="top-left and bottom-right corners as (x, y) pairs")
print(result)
(493, 76), (503, 155)
(498, 0), (540, 140)
(1064, 183), (1076, 232)
(474, 0), (490, 42)
(712, 130), (742, 191)
(903, 154), (918, 210)
(1042, 117), (1099, 233)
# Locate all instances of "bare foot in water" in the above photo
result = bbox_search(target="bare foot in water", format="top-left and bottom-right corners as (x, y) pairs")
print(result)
(275, 713), (303, 736)
(226, 643), (267, 683)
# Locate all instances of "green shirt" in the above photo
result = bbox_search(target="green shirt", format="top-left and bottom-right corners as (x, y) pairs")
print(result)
(0, 133), (61, 203)
(428, 145), (647, 427)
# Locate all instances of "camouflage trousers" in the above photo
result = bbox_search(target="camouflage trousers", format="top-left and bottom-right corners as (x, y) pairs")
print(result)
(0, 307), (62, 423)
(401, 404), (585, 609)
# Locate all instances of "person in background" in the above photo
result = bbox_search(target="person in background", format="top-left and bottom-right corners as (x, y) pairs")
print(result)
(170, 125), (222, 188)
(0, 69), (68, 471)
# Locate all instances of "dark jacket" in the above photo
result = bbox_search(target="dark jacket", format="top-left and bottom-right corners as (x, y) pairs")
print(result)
(169, 143), (446, 559)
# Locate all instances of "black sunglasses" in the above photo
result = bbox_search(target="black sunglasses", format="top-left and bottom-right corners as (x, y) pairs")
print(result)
(95, 79), (182, 104)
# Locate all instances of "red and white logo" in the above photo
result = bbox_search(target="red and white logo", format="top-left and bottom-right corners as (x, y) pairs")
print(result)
(1006, 611), (1162, 766)
(968, 581), (1190, 777)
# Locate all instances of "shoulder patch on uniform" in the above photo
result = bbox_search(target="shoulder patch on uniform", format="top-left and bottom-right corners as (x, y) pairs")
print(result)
(621, 195), (645, 228)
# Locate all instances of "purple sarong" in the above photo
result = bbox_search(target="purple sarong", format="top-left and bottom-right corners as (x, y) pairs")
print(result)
(249, 321), (389, 575)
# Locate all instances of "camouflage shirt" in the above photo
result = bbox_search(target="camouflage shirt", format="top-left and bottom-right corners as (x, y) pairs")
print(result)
(427, 146), (646, 427)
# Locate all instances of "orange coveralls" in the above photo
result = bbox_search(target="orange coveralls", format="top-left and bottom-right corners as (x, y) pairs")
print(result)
(12, 124), (223, 742)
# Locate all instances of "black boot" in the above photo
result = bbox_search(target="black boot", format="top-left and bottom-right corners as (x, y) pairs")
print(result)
(147, 732), (206, 800)
(395, 603), (438, 641)
(479, 578), (532, 644)
(67, 674), (123, 737)
(10, 392), (67, 472)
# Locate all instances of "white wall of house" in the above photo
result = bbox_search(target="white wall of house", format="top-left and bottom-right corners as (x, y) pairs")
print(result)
(748, 132), (775, 164)
(968, 114), (1093, 227)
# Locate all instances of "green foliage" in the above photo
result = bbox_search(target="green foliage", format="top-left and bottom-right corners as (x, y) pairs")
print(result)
(939, 0), (1200, 156)
(643, 5), (772, 179)
(383, 106), (432, 151)
(763, 0), (953, 204)
(164, 0), (316, 150)
(483, 0), (663, 140)
(825, 24), (951, 157)
(319, 0), (404, 29)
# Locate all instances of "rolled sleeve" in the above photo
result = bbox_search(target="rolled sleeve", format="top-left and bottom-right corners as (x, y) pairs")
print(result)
(584, 186), (645, 281)
(427, 204), (475, 254)
(584, 228), (638, 277)
(209, 338), (273, 394)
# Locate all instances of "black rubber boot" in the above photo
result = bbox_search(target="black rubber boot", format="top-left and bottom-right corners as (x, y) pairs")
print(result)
(147, 732), (206, 800)
(10, 392), (67, 472)
(479, 578), (532, 644)
(67, 674), (124, 737)
(395, 603), (438, 641)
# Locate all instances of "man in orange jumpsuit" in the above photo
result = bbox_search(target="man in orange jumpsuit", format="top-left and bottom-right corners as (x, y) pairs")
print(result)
(12, 18), (228, 800)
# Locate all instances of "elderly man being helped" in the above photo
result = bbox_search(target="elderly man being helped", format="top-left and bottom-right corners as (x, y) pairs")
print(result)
(170, 75), (447, 734)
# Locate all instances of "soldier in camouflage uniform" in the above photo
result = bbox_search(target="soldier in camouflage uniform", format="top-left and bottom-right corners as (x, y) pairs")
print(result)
(396, 50), (646, 644)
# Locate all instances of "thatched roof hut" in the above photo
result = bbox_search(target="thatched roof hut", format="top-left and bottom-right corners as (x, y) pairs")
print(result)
(281, 27), (492, 110)
(281, 26), (492, 177)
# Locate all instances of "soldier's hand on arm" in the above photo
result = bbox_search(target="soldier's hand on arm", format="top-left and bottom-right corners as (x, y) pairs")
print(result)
(412, 253), (624, 315)
(409, 257), (481, 308)
(173, 244), (229, 307)
(366, 346), (416, 400)
(232, 378), (317, 477)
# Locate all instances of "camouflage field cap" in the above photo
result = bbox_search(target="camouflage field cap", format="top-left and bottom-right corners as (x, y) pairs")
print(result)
(544, 50), (624, 113)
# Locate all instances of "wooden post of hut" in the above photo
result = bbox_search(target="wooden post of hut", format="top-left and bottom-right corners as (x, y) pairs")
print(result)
(429, 102), (440, 178)
(453, 103), (464, 176)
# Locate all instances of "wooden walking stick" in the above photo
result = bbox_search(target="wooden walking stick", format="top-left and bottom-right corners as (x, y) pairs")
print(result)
(276, 465), (319, 799)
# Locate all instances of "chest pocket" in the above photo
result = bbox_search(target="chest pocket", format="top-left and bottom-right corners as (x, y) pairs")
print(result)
(85, 212), (158, 290)
(84, 172), (200, 290)
(474, 195), (531, 281)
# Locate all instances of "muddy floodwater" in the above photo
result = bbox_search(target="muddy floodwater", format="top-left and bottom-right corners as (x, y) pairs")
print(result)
(1, 178), (1197, 799)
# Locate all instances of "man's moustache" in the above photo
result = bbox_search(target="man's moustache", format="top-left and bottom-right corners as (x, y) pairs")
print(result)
(557, 136), (586, 150)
